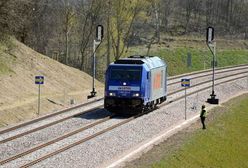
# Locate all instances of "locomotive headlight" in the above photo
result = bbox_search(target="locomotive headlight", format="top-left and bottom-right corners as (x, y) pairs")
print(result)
(132, 93), (140, 97)
(109, 92), (116, 96)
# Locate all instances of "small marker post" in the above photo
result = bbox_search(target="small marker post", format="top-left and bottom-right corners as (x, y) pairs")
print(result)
(181, 78), (190, 120)
(35, 76), (44, 115)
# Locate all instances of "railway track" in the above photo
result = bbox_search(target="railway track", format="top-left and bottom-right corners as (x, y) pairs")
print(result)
(20, 115), (141, 168)
(168, 63), (248, 80)
(0, 106), (103, 144)
(17, 73), (248, 167)
(167, 70), (248, 96)
(1, 64), (247, 138)
(167, 64), (248, 86)
(0, 115), (112, 165)
(0, 98), (104, 135)
(1, 64), (247, 145)
(0, 64), (248, 138)
(0, 64), (248, 167)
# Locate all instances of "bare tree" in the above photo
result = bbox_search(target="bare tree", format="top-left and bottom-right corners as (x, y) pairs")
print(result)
(152, 0), (161, 42)
(77, 0), (103, 71)
(110, 0), (141, 60)
(0, 0), (36, 40)
(62, 0), (76, 64)
(160, 0), (173, 31)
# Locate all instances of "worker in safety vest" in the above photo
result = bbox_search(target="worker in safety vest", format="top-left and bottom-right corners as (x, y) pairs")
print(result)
(200, 105), (207, 129)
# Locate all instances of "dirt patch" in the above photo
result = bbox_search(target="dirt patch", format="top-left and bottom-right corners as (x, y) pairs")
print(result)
(124, 94), (248, 168)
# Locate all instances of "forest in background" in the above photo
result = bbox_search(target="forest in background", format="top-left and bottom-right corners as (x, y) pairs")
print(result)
(1, 0), (248, 79)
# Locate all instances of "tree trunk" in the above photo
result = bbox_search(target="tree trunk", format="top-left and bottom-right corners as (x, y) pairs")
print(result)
(65, 30), (69, 64)
(106, 0), (111, 66)
(154, 2), (160, 43)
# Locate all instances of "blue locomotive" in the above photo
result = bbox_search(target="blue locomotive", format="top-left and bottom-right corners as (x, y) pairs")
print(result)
(104, 55), (167, 114)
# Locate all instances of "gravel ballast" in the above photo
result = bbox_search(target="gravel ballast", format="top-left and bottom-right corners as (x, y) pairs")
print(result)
(26, 77), (248, 168)
(1, 68), (247, 168)
(0, 100), (104, 141)
(0, 108), (109, 161)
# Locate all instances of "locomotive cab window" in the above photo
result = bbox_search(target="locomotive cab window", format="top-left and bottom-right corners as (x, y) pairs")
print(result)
(110, 67), (142, 81)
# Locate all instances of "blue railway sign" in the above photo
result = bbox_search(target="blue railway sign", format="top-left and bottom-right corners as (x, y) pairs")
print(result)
(35, 76), (44, 84)
(181, 78), (190, 87)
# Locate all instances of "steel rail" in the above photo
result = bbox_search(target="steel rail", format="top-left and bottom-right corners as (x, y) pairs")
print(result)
(0, 115), (112, 165)
(168, 65), (248, 86)
(20, 114), (141, 168)
(0, 105), (103, 144)
(167, 70), (248, 96)
(162, 75), (248, 107)
(0, 98), (103, 135)
(168, 63), (248, 80)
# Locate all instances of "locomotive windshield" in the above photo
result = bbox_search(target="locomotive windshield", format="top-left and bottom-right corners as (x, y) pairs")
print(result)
(110, 67), (142, 81)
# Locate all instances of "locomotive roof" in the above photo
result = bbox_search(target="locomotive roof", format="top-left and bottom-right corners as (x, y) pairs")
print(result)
(113, 55), (166, 69)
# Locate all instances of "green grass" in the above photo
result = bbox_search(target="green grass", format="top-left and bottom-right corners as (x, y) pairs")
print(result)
(96, 36), (248, 81)
(152, 96), (248, 168)
(126, 46), (248, 76)
(0, 61), (12, 75)
(0, 36), (15, 75)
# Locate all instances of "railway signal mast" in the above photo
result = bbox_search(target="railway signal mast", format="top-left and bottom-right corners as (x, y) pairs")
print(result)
(88, 25), (104, 99)
(206, 26), (219, 104)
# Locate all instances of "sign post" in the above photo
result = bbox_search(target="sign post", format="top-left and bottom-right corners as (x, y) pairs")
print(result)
(206, 26), (219, 104)
(35, 76), (44, 115)
(88, 25), (104, 99)
(181, 78), (190, 120)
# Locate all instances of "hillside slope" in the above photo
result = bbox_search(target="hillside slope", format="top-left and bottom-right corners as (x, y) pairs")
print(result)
(0, 37), (103, 128)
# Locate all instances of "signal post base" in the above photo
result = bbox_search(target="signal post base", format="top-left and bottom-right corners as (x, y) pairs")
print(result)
(87, 89), (97, 99)
(207, 93), (219, 104)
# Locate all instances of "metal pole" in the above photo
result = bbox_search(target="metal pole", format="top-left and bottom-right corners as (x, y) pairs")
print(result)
(88, 40), (101, 99)
(38, 84), (40, 115)
(212, 42), (216, 96)
(92, 40), (96, 95)
(207, 42), (218, 104)
(185, 87), (187, 120)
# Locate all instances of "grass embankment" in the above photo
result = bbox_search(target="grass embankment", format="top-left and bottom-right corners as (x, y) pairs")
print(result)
(153, 96), (248, 168)
(0, 36), (104, 128)
(0, 36), (15, 75)
(156, 48), (248, 75)
(125, 36), (248, 76)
